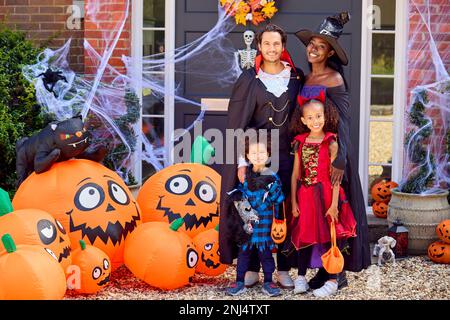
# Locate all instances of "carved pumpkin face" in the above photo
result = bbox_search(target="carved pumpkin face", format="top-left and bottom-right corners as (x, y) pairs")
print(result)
(0, 208), (71, 270)
(0, 234), (67, 300)
(271, 219), (287, 244)
(12, 159), (141, 270)
(436, 220), (450, 244)
(124, 219), (199, 290)
(371, 181), (391, 203)
(427, 241), (450, 264)
(137, 163), (220, 238)
(69, 240), (111, 294)
(193, 226), (227, 276)
(372, 201), (388, 219)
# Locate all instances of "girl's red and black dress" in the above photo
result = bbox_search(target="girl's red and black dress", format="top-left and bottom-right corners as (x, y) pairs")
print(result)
(291, 132), (357, 259)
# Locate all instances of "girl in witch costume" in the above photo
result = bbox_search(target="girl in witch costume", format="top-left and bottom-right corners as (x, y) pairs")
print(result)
(290, 94), (356, 297)
(293, 12), (371, 289)
(226, 132), (284, 297)
(219, 24), (304, 289)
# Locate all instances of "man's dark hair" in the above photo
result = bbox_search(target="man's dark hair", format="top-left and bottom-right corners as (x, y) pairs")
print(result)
(257, 23), (287, 46)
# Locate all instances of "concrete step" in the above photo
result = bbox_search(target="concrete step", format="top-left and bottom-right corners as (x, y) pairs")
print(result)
(367, 212), (389, 243)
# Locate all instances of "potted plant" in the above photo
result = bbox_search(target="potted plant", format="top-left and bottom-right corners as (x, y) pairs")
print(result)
(388, 85), (450, 255)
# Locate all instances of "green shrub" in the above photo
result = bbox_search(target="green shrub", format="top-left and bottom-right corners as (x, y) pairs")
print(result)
(0, 28), (46, 197)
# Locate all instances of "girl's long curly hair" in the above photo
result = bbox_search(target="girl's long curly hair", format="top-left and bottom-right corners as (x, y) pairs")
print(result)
(289, 97), (339, 136)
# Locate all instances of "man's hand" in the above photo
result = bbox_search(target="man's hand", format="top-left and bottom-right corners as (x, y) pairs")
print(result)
(325, 205), (339, 223)
(237, 166), (246, 183)
(330, 165), (344, 186)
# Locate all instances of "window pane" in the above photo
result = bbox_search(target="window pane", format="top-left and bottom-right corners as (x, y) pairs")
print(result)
(369, 121), (393, 164)
(143, 0), (165, 28)
(370, 78), (394, 117)
(142, 160), (165, 183)
(143, 30), (165, 56)
(371, 33), (395, 75)
(368, 165), (392, 206)
(373, 0), (395, 30)
(143, 117), (164, 149)
(142, 90), (164, 115)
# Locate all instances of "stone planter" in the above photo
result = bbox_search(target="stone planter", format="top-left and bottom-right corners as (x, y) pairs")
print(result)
(387, 188), (450, 255)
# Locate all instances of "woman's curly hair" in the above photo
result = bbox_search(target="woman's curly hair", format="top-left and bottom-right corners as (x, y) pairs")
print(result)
(289, 97), (339, 136)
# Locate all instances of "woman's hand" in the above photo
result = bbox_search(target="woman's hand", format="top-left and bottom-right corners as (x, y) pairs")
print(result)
(292, 202), (300, 218)
(330, 166), (344, 186)
(237, 166), (246, 183)
(325, 205), (339, 222)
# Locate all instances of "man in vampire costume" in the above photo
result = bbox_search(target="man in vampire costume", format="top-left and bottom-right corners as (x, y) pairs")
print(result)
(219, 24), (304, 289)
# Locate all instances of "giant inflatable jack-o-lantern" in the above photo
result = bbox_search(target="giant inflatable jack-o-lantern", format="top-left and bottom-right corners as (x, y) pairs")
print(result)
(137, 163), (221, 238)
(193, 225), (227, 276)
(12, 159), (141, 269)
(0, 234), (67, 300)
(0, 208), (72, 270)
(124, 218), (199, 290)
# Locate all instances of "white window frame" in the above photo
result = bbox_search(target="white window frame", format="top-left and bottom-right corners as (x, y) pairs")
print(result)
(131, 0), (175, 185)
(359, 0), (408, 209)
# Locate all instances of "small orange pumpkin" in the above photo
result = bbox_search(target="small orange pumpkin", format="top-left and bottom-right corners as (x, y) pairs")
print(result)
(427, 241), (450, 264)
(193, 225), (227, 276)
(137, 163), (220, 238)
(0, 208), (71, 270)
(68, 239), (111, 294)
(0, 234), (67, 299)
(372, 201), (388, 219)
(436, 220), (450, 244)
(12, 159), (141, 270)
(124, 219), (198, 290)
(371, 180), (391, 203)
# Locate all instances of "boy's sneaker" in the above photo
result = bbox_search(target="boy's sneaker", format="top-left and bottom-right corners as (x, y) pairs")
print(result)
(293, 276), (309, 294)
(226, 281), (247, 296)
(312, 280), (338, 298)
(244, 271), (259, 288)
(261, 282), (281, 297)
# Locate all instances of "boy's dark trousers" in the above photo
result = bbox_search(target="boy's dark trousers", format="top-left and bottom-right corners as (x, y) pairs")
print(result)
(236, 246), (275, 283)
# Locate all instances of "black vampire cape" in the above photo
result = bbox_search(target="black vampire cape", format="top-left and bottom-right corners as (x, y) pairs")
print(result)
(327, 84), (371, 272)
(219, 56), (304, 265)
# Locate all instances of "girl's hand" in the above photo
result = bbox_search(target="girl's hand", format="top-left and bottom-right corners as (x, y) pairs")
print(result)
(326, 205), (339, 222)
(292, 202), (300, 218)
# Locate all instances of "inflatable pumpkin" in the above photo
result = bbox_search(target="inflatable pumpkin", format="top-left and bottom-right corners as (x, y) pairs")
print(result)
(0, 208), (72, 270)
(372, 201), (388, 219)
(436, 220), (450, 244)
(0, 234), (67, 299)
(12, 159), (141, 269)
(193, 225), (227, 276)
(427, 241), (450, 264)
(69, 239), (111, 294)
(137, 163), (220, 238)
(124, 219), (198, 290)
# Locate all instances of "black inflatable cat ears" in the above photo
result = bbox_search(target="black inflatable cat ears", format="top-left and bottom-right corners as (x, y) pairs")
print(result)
(49, 114), (83, 131)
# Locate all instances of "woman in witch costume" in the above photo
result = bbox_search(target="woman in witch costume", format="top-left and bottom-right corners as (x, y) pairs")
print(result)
(219, 24), (304, 289)
(292, 12), (371, 289)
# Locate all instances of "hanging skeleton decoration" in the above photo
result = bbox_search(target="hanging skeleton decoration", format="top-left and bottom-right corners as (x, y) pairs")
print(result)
(235, 30), (257, 70)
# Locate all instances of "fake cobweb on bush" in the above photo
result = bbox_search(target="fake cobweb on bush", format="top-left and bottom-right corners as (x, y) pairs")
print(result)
(22, 0), (244, 184)
(400, 0), (449, 195)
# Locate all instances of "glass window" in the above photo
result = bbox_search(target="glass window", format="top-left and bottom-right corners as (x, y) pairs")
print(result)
(370, 78), (394, 117)
(371, 33), (395, 74)
(143, 30), (165, 56)
(143, 0), (165, 28)
(369, 121), (393, 164)
(373, 0), (396, 30)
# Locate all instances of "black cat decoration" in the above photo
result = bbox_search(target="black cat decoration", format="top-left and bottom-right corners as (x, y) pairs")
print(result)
(16, 116), (107, 186)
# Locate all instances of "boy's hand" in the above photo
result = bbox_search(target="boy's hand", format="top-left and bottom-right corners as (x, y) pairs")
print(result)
(325, 205), (339, 222)
(237, 166), (246, 183)
(292, 202), (300, 218)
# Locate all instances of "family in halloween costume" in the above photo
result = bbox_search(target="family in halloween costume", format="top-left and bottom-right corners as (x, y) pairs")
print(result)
(220, 12), (370, 297)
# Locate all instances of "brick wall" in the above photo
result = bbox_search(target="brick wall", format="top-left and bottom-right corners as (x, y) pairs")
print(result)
(84, 0), (131, 78)
(0, 0), (85, 73)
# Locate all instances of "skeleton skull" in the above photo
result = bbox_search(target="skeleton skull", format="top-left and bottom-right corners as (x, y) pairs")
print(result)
(243, 30), (255, 46)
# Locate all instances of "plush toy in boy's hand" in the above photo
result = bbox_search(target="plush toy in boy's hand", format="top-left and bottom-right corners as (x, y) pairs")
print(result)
(15, 115), (107, 186)
(233, 198), (259, 234)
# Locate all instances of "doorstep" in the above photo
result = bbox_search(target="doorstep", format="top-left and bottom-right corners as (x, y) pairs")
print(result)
(367, 212), (389, 243)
